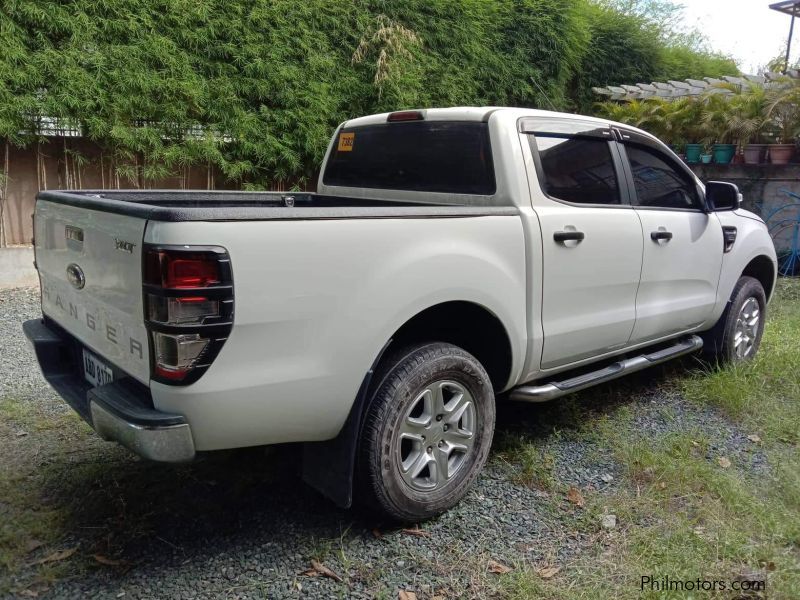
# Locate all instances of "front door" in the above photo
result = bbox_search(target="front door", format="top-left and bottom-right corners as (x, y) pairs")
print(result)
(523, 122), (643, 369)
(618, 133), (724, 344)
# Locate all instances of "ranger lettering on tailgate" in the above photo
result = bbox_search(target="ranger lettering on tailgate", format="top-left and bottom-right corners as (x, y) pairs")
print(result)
(41, 283), (145, 362)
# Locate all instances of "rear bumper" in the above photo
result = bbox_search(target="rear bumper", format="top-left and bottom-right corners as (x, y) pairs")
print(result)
(23, 318), (195, 462)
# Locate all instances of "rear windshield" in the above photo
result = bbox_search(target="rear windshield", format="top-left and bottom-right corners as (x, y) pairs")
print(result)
(322, 121), (496, 195)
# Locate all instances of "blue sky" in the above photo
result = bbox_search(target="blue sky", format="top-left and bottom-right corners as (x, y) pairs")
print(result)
(681, 1), (795, 73)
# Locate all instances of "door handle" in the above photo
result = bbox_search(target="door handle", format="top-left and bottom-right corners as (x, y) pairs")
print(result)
(650, 230), (673, 241)
(554, 230), (585, 243)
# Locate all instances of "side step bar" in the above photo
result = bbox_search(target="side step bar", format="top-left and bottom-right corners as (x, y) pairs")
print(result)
(510, 335), (703, 403)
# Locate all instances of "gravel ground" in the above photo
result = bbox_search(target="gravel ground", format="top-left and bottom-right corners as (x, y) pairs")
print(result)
(0, 286), (768, 599)
(0, 287), (68, 416)
(627, 389), (770, 476)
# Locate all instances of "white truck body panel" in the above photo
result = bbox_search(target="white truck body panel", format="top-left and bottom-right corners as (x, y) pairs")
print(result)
(34, 200), (150, 383)
(629, 209), (723, 344)
(533, 202), (643, 369)
(145, 215), (527, 450)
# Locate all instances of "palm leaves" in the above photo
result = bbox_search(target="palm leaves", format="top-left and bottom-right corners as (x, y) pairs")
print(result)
(764, 76), (800, 143)
(598, 78), (800, 147)
(598, 97), (701, 145)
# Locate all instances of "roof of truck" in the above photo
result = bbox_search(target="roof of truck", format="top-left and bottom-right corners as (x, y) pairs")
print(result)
(344, 106), (618, 128)
(342, 106), (656, 143)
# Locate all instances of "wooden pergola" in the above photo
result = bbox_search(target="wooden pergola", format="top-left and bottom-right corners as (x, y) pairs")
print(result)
(592, 71), (800, 102)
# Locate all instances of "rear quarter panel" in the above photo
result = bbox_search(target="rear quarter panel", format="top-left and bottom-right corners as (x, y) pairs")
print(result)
(145, 215), (526, 451)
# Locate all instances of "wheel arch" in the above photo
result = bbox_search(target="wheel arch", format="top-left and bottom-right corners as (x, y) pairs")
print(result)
(385, 300), (514, 392)
(741, 254), (776, 301)
(301, 300), (515, 510)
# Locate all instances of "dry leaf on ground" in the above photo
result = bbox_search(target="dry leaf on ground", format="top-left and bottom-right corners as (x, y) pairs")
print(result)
(747, 434), (762, 443)
(398, 591), (418, 600)
(400, 527), (430, 538)
(31, 548), (76, 565)
(718, 456), (732, 469)
(487, 559), (512, 574)
(93, 554), (128, 567)
(302, 559), (343, 582)
(567, 486), (585, 507)
(537, 565), (562, 579)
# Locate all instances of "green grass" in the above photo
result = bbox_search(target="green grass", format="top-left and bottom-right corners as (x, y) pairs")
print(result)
(0, 398), (88, 591)
(2, 280), (799, 597)
(501, 278), (800, 599)
(495, 432), (559, 492)
(682, 279), (800, 444)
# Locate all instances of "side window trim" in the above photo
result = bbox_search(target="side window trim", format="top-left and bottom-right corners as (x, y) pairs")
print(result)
(527, 134), (632, 209)
(616, 139), (705, 212)
(610, 140), (635, 206)
(614, 128), (706, 212)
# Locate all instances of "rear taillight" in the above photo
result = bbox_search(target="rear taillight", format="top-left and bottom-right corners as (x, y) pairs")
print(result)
(143, 245), (233, 385)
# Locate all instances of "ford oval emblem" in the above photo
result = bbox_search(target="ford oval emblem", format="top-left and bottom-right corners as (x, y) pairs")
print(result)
(66, 263), (86, 290)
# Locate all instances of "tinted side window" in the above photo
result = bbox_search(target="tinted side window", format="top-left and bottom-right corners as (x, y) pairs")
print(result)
(625, 145), (700, 210)
(532, 135), (620, 205)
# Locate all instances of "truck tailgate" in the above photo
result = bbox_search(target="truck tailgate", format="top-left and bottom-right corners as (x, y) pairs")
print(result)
(34, 199), (150, 384)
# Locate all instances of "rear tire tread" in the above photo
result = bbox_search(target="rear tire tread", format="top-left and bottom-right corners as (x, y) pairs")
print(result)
(358, 342), (494, 523)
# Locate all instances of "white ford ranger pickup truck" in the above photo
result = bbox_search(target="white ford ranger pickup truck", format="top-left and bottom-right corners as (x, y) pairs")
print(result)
(25, 107), (777, 521)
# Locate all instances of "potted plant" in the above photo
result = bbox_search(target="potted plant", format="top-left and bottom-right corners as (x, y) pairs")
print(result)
(701, 94), (737, 164)
(743, 140), (768, 164)
(700, 145), (713, 164)
(712, 141), (736, 164)
(684, 142), (703, 163)
(673, 99), (706, 164)
(727, 85), (770, 165)
(766, 77), (800, 164)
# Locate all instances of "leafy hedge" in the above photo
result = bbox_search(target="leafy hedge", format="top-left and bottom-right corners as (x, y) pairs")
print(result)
(0, 0), (738, 187)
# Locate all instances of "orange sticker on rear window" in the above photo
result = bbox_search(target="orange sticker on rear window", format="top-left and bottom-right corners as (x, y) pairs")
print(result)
(338, 132), (354, 152)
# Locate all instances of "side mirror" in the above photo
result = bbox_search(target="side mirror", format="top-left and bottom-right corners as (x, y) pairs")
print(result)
(705, 181), (741, 212)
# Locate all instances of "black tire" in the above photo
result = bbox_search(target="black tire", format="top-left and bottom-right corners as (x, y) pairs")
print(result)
(358, 342), (495, 522)
(701, 276), (767, 363)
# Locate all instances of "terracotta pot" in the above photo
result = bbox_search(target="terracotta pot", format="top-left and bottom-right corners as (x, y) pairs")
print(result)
(769, 144), (795, 164)
(743, 144), (767, 165)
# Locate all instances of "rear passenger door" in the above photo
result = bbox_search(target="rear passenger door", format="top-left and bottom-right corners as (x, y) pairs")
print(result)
(522, 118), (643, 370)
(616, 130), (723, 344)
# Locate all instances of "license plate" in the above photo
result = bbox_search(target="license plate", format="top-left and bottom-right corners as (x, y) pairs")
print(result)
(82, 349), (114, 387)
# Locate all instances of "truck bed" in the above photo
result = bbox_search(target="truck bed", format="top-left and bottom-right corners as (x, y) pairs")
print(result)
(37, 190), (518, 222)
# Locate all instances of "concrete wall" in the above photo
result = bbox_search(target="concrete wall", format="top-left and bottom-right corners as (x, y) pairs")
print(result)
(0, 247), (37, 288)
(690, 164), (800, 253)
